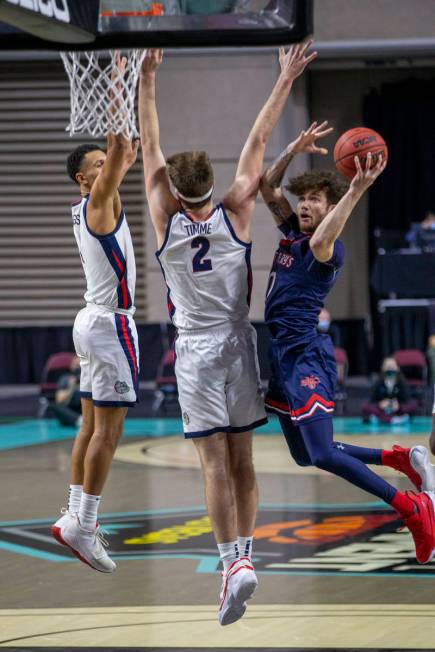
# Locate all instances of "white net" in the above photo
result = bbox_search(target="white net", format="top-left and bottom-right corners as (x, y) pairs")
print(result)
(60, 49), (146, 139)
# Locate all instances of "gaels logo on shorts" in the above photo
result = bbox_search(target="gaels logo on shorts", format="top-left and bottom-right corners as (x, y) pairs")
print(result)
(300, 375), (320, 389)
(114, 380), (130, 394)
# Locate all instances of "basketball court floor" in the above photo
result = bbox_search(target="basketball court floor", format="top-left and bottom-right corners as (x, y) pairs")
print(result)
(1, 415), (434, 651)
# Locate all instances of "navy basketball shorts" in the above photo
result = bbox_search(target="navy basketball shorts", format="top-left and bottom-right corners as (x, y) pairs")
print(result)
(265, 334), (336, 424)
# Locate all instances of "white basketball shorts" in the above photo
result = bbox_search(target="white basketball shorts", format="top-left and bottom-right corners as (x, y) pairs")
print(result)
(174, 321), (267, 438)
(73, 304), (139, 407)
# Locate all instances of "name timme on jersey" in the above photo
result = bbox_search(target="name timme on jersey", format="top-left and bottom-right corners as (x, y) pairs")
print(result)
(156, 203), (252, 331)
(71, 195), (136, 314)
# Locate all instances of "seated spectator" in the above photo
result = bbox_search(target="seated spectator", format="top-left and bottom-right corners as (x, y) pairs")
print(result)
(427, 334), (435, 384)
(362, 356), (418, 424)
(50, 355), (82, 427)
(406, 210), (435, 248)
(317, 307), (341, 346)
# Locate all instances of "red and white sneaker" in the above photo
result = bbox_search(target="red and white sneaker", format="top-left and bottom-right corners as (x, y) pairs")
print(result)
(51, 511), (116, 573)
(52, 507), (74, 531)
(404, 491), (435, 564)
(385, 445), (435, 491)
(218, 557), (258, 626)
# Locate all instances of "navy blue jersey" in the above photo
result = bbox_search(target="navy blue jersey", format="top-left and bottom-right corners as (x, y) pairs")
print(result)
(265, 216), (345, 345)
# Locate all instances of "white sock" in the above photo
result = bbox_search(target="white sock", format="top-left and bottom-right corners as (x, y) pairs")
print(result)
(217, 541), (239, 571)
(238, 536), (253, 559)
(78, 492), (101, 530)
(68, 484), (82, 514)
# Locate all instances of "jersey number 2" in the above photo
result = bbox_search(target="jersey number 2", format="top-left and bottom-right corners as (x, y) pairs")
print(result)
(191, 236), (212, 272)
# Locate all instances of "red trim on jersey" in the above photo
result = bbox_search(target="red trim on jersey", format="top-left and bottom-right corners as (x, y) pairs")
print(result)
(112, 249), (129, 309)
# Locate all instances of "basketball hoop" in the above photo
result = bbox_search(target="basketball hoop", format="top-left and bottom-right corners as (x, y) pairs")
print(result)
(60, 49), (146, 139)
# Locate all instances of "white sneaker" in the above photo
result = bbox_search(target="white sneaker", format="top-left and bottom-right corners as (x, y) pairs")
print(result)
(411, 446), (435, 492)
(52, 507), (74, 530)
(218, 557), (258, 626)
(51, 511), (116, 573)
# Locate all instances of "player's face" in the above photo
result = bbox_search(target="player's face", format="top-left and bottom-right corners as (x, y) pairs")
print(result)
(296, 189), (332, 233)
(81, 150), (106, 188)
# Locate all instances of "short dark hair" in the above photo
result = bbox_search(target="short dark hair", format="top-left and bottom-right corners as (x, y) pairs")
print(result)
(66, 144), (103, 184)
(286, 170), (349, 205)
(166, 151), (214, 207)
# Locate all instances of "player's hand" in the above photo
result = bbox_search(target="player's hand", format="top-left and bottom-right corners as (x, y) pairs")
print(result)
(289, 121), (333, 156)
(279, 40), (317, 82)
(107, 132), (139, 168)
(350, 151), (387, 194)
(112, 51), (127, 84)
(124, 137), (140, 168)
(141, 48), (163, 74)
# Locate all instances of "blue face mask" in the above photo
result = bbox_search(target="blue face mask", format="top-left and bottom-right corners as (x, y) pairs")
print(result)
(318, 320), (330, 331)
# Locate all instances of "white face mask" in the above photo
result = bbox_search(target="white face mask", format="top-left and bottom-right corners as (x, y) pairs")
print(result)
(318, 320), (330, 332)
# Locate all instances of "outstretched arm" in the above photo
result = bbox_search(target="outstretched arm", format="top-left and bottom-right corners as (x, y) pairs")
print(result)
(260, 120), (333, 227)
(139, 49), (179, 246)
(223, 41), (317, 230)
(310, 153), (387, 262)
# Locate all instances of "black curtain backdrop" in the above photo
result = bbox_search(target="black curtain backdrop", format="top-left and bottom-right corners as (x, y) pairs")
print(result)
(0, 320), (368, 384)
(363, 77), (435, 363)
(0, 325), (163, 385)
(364, 78), (435, 240)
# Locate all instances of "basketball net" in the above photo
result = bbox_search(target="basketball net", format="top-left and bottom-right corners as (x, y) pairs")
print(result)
(60, 50), (146, 139)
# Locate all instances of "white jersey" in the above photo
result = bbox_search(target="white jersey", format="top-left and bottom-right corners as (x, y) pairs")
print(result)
(156, 203), (252, 331)
(72, 195), (136, 314)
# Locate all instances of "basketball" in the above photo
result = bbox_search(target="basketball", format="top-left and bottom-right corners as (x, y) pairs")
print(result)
(333, 127), (388, 179)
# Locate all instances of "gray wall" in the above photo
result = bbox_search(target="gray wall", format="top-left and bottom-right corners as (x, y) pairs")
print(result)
(315, 0), (435, 41)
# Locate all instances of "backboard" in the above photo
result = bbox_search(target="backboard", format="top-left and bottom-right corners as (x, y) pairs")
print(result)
(0, 0), (313, 49)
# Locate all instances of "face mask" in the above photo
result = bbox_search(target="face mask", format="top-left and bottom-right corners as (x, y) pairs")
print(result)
(318, 320), (330, 332)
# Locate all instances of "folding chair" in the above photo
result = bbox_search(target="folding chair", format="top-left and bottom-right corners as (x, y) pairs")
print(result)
(38, 352), (76, 417)
(392, 349), (429, 410)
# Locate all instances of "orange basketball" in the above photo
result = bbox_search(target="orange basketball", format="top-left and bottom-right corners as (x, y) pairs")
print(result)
(333, 127), (388, 179)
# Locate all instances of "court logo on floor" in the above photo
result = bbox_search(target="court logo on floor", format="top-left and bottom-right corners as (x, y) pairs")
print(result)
(1, 506), (432, 576)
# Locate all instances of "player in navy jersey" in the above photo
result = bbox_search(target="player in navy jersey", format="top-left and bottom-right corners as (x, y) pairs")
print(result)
(260, 120), (435, 564)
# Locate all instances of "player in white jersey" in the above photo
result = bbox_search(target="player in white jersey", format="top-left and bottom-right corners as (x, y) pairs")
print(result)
(51, 75), (139, 572)
(139, 44), (316, 624)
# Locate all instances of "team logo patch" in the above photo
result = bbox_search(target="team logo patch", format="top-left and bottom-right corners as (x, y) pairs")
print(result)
(182, 411), (190, 425)
(300, 375), (320, 389)
(114, 380), (130, 394)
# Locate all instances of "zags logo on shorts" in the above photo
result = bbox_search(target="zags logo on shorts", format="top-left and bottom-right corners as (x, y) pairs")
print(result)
(5, 0), (71, 23)
(114, 381), (130, 394)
